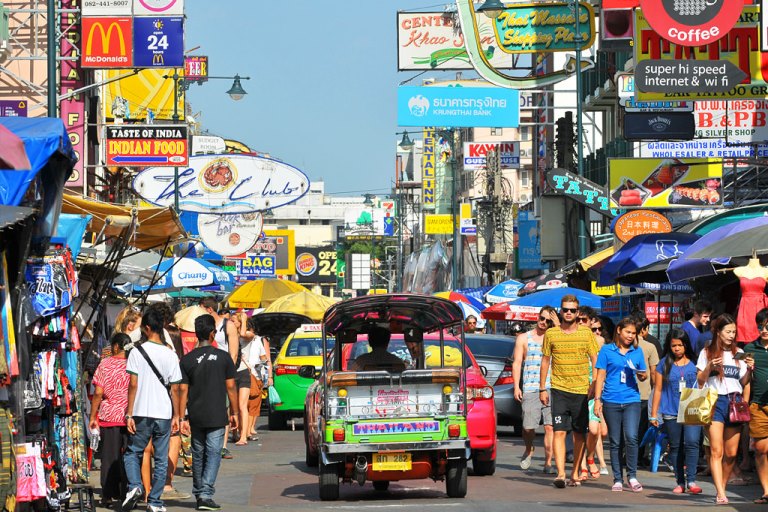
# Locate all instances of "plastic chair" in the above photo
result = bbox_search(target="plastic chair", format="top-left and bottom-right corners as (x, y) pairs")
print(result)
(640, 425), (668, 473)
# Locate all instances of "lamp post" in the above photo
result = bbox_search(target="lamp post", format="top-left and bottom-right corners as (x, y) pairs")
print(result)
(363, 193), (375, 292)
(572, 0), (587, 259)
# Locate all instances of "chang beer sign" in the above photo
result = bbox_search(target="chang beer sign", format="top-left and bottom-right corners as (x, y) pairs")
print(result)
(493, 2), (596, 53)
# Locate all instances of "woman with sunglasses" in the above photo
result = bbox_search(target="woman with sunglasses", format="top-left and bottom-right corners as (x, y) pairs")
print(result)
(593, 317), (649, 492)
(583, 313), (609, 479)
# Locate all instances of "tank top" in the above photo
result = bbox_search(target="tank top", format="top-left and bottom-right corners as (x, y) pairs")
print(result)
(522, 331), (550, 393)
(214, 318), (229, 354)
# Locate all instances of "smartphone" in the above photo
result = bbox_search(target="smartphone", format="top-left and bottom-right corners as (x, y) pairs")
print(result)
(734, 352), (747, 360)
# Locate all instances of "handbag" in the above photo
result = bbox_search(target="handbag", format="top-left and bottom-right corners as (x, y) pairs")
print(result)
(729, 393), (751, 423)
(677, 385), (718, 425)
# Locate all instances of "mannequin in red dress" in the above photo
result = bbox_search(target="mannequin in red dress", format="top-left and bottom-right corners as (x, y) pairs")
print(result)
(733, 257), (768, 343)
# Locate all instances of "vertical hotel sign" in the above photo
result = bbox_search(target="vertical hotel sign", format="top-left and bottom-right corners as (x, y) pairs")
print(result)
(422, 127), (436, 210)
(60, 0), (85, 189)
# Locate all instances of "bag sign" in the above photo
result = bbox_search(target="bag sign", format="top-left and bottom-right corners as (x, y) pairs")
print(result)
(238, 254), (275, 278)
(638, 0), (744, 46)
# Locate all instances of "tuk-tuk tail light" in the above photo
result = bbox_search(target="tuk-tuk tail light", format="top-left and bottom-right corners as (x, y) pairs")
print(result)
(448, 424), (461, 438)
(442, 385), (453, 394)
(333, 428), (345, 442)
(337, 388), (348, 398)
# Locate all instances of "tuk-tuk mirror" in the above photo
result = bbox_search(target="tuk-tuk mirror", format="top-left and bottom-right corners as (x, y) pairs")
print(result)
(337, 329), (357, 343)
(404, 327), (423, 343)
(298, 365), (317, 379)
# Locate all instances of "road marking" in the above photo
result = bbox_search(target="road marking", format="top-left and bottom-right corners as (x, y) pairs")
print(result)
(326, 504), (463, 509)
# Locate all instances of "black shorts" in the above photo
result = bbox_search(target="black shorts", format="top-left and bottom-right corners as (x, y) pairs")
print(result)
(551, 388), (589, 434)
(236, 369), (250, 389)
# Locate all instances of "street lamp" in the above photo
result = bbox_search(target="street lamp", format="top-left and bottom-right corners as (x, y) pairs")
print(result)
(363, 193), (375, 292)
(398, 131), (415, 151)
(476, 0), (505, 18)
(225, 75), (248, 101)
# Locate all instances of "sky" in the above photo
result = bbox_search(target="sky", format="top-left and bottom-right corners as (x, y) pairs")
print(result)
(185, 1), (445, 197)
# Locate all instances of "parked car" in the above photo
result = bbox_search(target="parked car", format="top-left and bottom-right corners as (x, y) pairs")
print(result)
(464, 334), (522, 433)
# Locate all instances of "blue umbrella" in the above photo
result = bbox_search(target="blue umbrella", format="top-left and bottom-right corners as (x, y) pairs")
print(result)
(509, 286), (602, 310)
(485, 279), (525, 303)
(667, 216), (768, 282)
(131, 257), (236, 293)
(598, 233), (700, 286)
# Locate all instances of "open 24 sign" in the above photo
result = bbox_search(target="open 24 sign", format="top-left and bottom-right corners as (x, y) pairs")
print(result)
(133, 17), (184, 68)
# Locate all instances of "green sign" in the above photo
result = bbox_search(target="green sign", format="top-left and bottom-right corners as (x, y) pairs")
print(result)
(493, 2), (595, 54)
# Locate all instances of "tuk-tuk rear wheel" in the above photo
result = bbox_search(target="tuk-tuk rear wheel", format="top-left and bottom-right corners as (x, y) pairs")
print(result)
(319, 461), (340, 501)
(445, 458), (467, 498)
(372, 481), (389, 491)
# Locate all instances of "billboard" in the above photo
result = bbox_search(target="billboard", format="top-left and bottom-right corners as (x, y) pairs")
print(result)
(422, 127), (436, 210)
(237, 254), (276, 278)
(61, 0), (85, 189)
(0, 100), (27, 117)
(492, 2), (596, 53)
(517, 214), (549, 270)
(295, 246), (337, 284)
(103, 68), (182, 121)
(81, 17), (133, 68)
(133, 16), (184, 68)
(133, 0), (184, 16)
(343, 207), (388, 237)
(424, 214), (454, 235)
(397, 86), (520, 127)
(463, 141), (520, 170)
(106, 124), (188, 166)
(197, 212), (263, 257)
(609, 158), (723, 208)
(82, 0), (132, 15)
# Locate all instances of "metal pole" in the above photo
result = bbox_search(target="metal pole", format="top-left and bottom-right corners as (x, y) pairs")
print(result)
(575, 0), (587, 259)
(172, 70), (180, 212)
(47, 0), (57, 117)
(396, 189), (403, 292)
(451, 128), (459, 290)
(371, 205), (376, 292)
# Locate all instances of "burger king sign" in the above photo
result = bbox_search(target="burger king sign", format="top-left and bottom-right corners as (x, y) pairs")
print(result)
(296, 252), (318, 277)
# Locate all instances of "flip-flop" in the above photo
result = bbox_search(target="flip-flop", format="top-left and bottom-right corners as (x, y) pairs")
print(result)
(754, 496), (768, 504)
(235, 441), (247, 446)
(566, 479), (581, 487)
(553, 478), (566, 489)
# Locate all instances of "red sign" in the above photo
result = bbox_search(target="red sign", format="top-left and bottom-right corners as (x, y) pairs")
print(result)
(613, 210), (672, 243)
(645, 301), (683, 324)
(639, 0), (744, 46)
(81, 17), (133, 68)
(184, 56), (208, 82)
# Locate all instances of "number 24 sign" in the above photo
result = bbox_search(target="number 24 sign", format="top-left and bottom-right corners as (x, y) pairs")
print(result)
(133, 17), (184, 68)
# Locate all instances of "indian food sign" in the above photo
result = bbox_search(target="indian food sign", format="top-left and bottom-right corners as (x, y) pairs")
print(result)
(492, 2), (596, 53)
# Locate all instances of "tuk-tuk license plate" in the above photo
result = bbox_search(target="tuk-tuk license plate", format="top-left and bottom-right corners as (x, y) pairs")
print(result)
(372, 452), (412, 471)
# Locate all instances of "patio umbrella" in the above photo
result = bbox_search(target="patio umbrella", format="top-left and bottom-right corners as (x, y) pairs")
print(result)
(226, 278), (307, 309)
(485, 279), (525, 303)
(455, 301), (486, 329)
(433, 291), (486, 310)
(131, 257), (236, 293)
(166, 288), (213, 299)
(518, 271), (569, 296)
(174, 305), (209, 331)
(667, 216), (768, 282)
(598, 233), (700, 286)
(510, 287), (603, 310)
(261, 291), (336, 322)
(0, 123), (31, 170)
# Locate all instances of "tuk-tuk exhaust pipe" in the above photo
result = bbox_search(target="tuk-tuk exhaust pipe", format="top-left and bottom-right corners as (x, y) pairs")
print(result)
(354, 456), (368, 486)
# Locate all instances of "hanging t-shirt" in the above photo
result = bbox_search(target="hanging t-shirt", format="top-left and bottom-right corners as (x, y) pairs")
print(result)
(126, 341), (182, 420)
(655, 358), (698, 417)
(92, 356), (130, 426)
(180, 345), (237, 429)
(696, 349), (747, 395)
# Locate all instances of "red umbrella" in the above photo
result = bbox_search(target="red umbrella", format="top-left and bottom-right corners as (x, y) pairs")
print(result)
(0, 124), (30, 170)
(480, 302), (540, 322)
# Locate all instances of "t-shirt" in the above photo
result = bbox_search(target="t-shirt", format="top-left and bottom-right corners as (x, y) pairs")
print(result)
(682, 321), (705, 356)
(637, 338), (660, 401)
(542, 325), (599, 395)
(644, 334), (663, 358)
(245, 338), (268, 378)
(180, 346), (237, 428)
(655, 358), (698, 417)
(744, 340), (768, 405)
(92, 356), (130, 426)
(126, 341), (182, 420)
(696, 348), (747, 396)
(595, 343), (647, 404)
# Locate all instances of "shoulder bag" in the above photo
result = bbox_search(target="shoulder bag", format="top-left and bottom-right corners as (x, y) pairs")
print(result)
(135, 343), (172, 405)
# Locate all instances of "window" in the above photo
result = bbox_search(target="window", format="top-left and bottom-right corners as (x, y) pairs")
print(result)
(490, 128), (502, 136)
(521, 170), (530, 188)
(520, 127), (530, 141)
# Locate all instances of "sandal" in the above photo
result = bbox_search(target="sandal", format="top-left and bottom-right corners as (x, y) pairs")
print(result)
(566, 479), (581, 487)
(553, 478), (566, 489)
(587, 458), (600, 479)
(580, 468), (589, 481)
(612, 482), (623, 492)
(755, 496), (768, 504)
(628, 478), (643, 492)
(716, 496), (729, 505)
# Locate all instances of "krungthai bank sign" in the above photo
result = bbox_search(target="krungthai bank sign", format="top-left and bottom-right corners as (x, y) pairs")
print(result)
(81, 17), (133, 68)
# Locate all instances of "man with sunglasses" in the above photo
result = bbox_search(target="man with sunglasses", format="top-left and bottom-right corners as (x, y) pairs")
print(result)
(512, 306), (558, 473)
(540, 295), (599, 488)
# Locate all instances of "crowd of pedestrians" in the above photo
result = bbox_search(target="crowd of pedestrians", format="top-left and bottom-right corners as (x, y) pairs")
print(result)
(512, 295), (768, 504)
(87, 300), (271, 512)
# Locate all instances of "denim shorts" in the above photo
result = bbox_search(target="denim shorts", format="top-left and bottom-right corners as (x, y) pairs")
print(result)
(712, 393), (740, 427)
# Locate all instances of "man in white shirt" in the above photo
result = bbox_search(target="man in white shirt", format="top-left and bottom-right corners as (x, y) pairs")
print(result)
(122, 308), (183, 512)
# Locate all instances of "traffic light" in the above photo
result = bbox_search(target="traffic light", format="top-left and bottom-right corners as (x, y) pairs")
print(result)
(555, 113), (576, 171)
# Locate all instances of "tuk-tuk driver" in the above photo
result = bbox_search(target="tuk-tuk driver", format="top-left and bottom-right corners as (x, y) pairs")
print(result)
(351, 326), (407, 372)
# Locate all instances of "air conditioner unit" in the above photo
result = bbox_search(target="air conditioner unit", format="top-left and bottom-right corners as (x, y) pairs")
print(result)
(520, 194), (529, 202)
(600, 9), (634, 51)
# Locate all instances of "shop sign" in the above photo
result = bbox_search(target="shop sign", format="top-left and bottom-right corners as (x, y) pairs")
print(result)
(764, 0), (768, 51)
(106, 124), (187, 166)
(694, 100), (768, 143)
(237, 254), (275, 278)
(197, 212), (263, 257)
(0, 100), (27, 117)
(133, 16), (184, 68)
(645, 300), (684, 340)
(81, 17), (133, 68)
(639, 0), (743, 47)
(623, 112), (695, 140)
(635, 7), (767, 101)
(518, 213), (549, 270)
(591, 282), (619, 296)
(463, 141), (520, 170)
(133, 0), (184, 16)
(295, 246), (337, 284)
(613, 210), (672, 243)
(635, 60), (747, 94)
(425, 214), (454, 235)
(545, 168), (616, 217)
(82, 0), (132, 15)
(609, 158), (723, 209)
(617, 72), (693, 112)
(103, 68), (181, 121)
(492, 2), (596, 53)
(397, 85), (520, 128)
(184, 56), (208, 82)
(397, 12), (518, 70)
(422, 127), (436, 210)
(191, 135), (225, 155)
(640, 140), (768, 159)
(133, 154), (310, 213)
(60, 0), (85, 189)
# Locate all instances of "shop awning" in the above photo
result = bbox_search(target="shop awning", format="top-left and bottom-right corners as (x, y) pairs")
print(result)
(61, 193), (187, 251)
(579, 246), (615, 271)
(0, 206), (36, 230)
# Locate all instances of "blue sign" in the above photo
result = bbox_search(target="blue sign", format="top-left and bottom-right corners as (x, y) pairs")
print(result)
(397, 86), (519, 128)
(383, 216), (394, 237)
(238, 254), (276, 278)
(518, 214), (549, 270)
(133, 17), (184, 68)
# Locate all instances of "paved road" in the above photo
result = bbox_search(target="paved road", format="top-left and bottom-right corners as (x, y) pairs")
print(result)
(94, 421), (764, 511)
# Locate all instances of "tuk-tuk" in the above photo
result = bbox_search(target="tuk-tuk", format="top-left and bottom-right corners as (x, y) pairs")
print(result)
(302, 294), (470, 500)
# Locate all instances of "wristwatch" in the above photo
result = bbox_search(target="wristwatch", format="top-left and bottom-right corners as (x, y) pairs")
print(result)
(125, 414), (133, 420)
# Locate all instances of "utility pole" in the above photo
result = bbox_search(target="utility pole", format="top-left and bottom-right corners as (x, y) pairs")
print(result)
(482, 149), (498, 285)
(451, 129), (460, 290)
(573, 0), (588, 259)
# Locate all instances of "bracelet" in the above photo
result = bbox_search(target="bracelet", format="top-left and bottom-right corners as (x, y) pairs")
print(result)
(649, 416), (659, 422)
(539, 389), (547, 392)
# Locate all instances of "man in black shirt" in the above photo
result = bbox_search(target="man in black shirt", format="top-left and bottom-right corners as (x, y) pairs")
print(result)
(179, 315), (238, 511)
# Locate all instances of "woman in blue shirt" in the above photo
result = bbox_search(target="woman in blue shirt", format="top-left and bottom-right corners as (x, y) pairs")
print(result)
(593, 317), (648, 492)
(650, 328), (702, 495)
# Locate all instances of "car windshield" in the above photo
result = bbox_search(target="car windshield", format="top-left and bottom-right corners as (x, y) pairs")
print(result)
(343, 337), (471, 370)
(464, 335), (516, 359)
(285, 336), (335, 357)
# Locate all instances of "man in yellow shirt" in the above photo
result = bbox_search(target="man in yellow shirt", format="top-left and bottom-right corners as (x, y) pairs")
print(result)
(539, 295), (599, 488)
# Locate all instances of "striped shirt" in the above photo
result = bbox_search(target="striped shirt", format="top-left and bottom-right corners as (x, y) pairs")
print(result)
(542, 325), (599, 395)
(522, 331), (550, 393)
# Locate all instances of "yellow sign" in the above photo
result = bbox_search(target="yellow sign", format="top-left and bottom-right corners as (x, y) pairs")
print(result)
(425, 214), (454, 234)
(102, 68), (184, 121)
(460, 203), (471, 222)
(422, 127), (436, 210)
(263, 229), (296, 276)
(591, 282), (619, 297)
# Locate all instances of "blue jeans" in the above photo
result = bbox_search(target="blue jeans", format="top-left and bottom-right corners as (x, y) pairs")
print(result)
(603, 402), (641, 483)
(123, 417), (171, 507)
(191, 426), (226, 500)
(663, 418), (702, 486)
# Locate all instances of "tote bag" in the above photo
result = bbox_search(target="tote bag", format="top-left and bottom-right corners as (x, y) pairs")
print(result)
(677, 386), (718, 425)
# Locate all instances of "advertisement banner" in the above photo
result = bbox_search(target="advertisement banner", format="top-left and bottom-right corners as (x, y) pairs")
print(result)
(645, 301), (684, 340)
(518, 216), (549, 270)
(103, 68), (182, 121)
(82, 0), (132, 15)
(546, 169), (616, 217)
(343, 207), (387, 237)
(295, 246), (337, 284)
(492, 2), (596, 53)
(238, 254), (276, 278)
(422, 127), (436, 210)
(463, 141), (520, 170)
(0, 100), (27, 117)
(228, 230), (295, 276)
(397, 86), (520, 127)
(133, 0), (185, 16)
(197, 212), (263, 257)
(613, 210), (672, 243)
(635, 7), (768, 101)
(638, 0), (743, 47)
(106, 124), (188, 166)
(640, 140), (768, 159)
(184, 55), (208, 82)
(397, 12), (518, 70)
(609, 158), (723, 209)
(81, 17), (133, 68)
(60, 0), (85, 189)
(424, 214), (454, 235)
(623, 112), (695, 140)
(133, 16), (184, 68)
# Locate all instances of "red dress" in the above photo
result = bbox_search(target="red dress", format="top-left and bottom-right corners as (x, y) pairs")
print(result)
(737, 276), (768, 343)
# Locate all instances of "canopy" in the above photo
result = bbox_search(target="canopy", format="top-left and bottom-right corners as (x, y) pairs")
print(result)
(226, 278), (307, 309)
(261, 291), (336, 322)
(433, 291), (485, 310)
(167, 288), (213, 299)
(131, 257), (235, 293)
(485, 279), (525, 304)
(54, 213), (92, 259)
(518, 270), (569, 296)
(250, 312), (313, 337)
(62, 192), (186, 250)
(580, 246), (614, 271)
(598, 233), (700, 286)
(508, 286), (602, 310)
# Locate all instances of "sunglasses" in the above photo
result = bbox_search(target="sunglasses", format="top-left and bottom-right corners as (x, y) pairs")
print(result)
(561, 308), (578, 313)
(760, 325), (768, 332)
(592, 327), (602, 333)
(538, 316), (548, 321)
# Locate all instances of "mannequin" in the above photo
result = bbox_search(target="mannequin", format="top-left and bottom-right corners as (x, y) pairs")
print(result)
(733, 250), (768, 343)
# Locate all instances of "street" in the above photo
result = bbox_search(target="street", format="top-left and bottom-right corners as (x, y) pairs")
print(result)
(99, 421), (765, 512)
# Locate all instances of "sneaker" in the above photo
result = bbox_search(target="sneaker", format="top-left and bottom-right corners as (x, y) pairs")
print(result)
(148, 505), (167, 512)
(161, 488), (191, 500)
(599, 466), (609, 475)
(687, 483), (703, 495)
(122, 487), (143, 511)
(197, 498), (221, 511)
(221, 447), (233, 459)
(672, 485), (685, 494)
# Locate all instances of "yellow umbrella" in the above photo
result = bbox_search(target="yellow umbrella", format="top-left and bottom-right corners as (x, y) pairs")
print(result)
(173, 305), (208, 332)
(226, 279), (307, 309)
(261, 291), (337, 322)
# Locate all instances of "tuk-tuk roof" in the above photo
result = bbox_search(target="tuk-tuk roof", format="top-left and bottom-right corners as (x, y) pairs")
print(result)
(323, 294), (464, 336)
(250, 312), (313, 336)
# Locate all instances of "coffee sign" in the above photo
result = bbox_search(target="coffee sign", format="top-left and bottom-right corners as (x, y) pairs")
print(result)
(639, 0), (744, 46)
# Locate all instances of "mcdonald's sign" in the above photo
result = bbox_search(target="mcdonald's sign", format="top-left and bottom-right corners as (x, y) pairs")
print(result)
(81, 17), (133, 68)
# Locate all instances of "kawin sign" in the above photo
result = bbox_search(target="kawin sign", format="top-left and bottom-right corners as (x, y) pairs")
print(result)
(132, 154), (310, 213)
